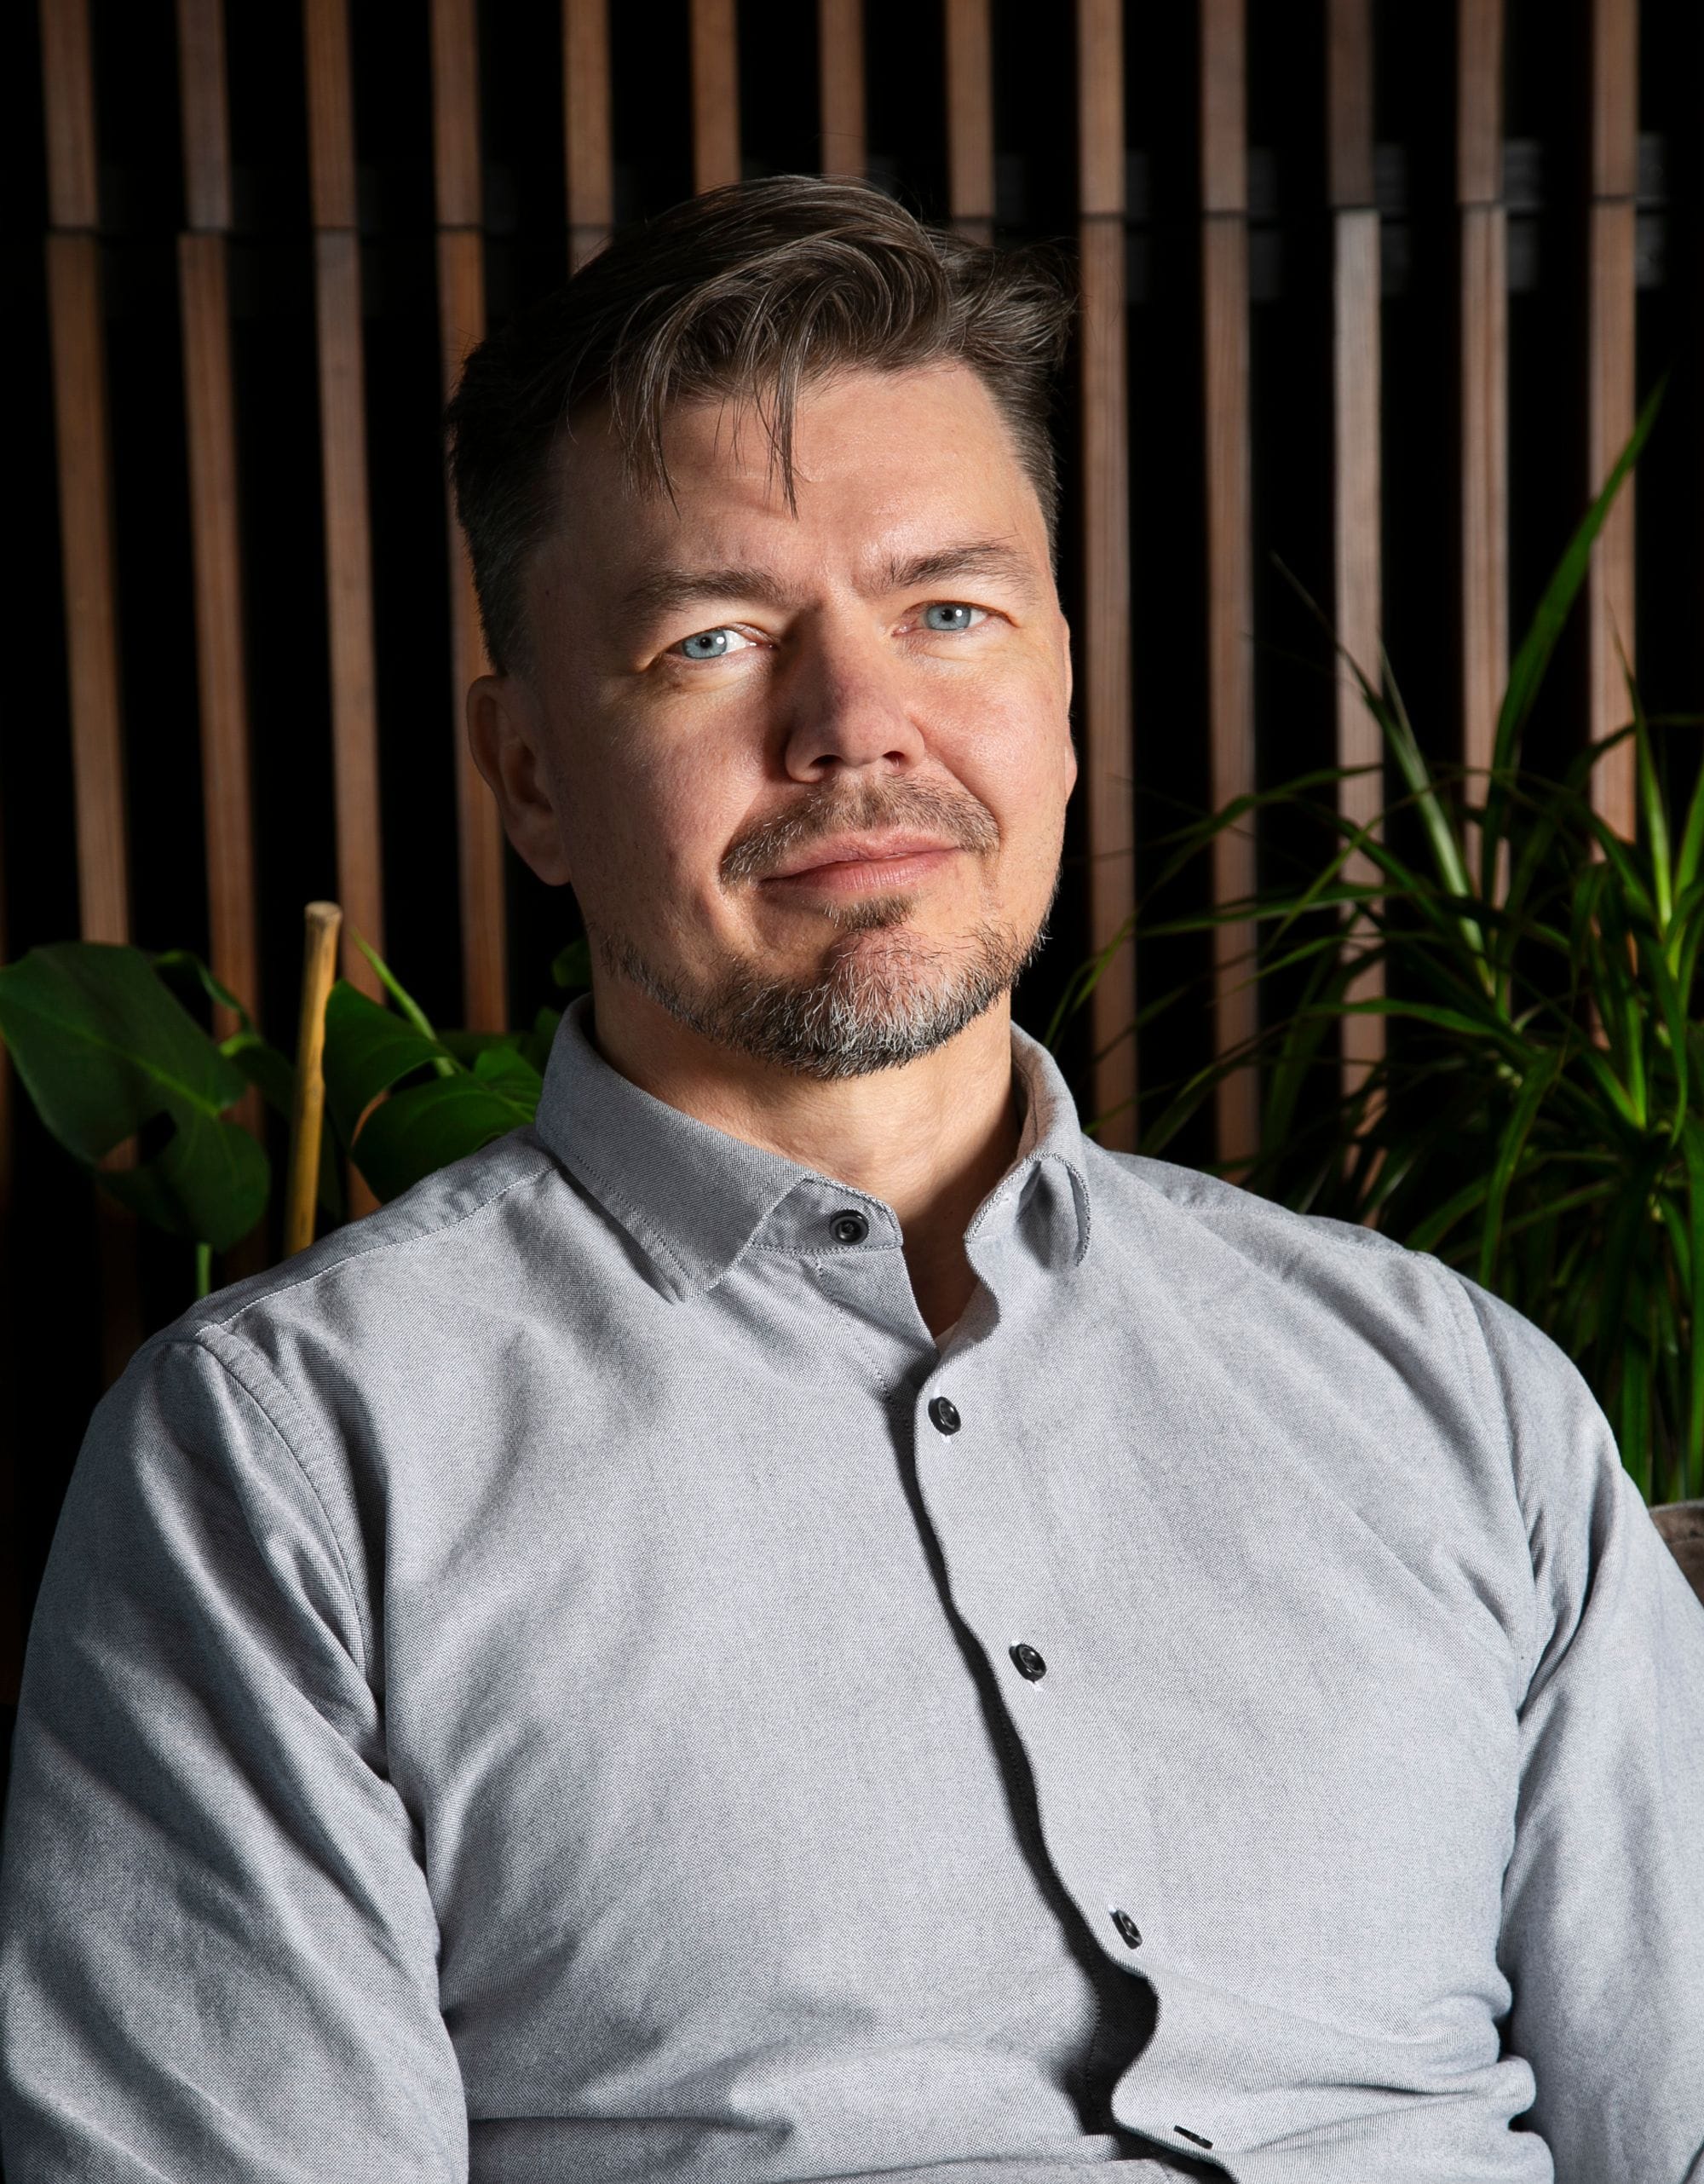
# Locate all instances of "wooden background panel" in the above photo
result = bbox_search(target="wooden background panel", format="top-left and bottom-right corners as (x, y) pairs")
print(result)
(1077, 0), (1136, 1152)
(945, 0), (994, 243)
(10, 0), (1696, 1501)
(1200, 0), (1258, 1168)
(691, 0), (741, 195)
(1328, 0), (1384, 1099)
(1586, 0), (1638, 837)
(1457, 0), (1507, 797)
(564, 0), (613, 267)
(433, 0), (508, 1029)
(305, 0), (384, 996)
(818, 0), (866, 178)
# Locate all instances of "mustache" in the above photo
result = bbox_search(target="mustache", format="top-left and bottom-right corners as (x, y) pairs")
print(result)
(719, 779), (1000, 886)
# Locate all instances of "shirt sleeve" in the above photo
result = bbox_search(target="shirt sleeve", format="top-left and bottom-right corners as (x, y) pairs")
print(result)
(0, 1327), (469, 2183)
(1455, 1278), (1704, 2184)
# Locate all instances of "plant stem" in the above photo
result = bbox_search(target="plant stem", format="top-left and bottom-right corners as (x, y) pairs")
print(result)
(194, 1242), (212, 1299)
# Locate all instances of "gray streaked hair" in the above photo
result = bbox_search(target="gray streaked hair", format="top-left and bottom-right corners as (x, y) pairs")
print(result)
(445, 175), (1074, 676)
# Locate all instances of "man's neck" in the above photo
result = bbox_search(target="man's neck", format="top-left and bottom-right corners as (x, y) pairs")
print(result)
(586, 985), (1023, 1340)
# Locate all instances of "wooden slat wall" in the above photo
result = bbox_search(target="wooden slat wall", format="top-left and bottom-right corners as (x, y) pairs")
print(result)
(43, 0), (129, 949)
(1328, 0), (1384, 1099)
(564, 0), (613, 268)
(1200, 0), (1258, 1167)
(690, 0), (741, 195)
(432, 0), (509, 1030)
(1458, 0), (1508, 795)
(944, 0), (994, 246)
(177, 0), (260, 1039)
(1077, 0), (1137, 1153)
(818, 0), (866, 178)
(1586, 0), (1638, 836)
(37, 0), (142, 1428)
(20, 3), (1685, 1391)
(304, 0), (384, 997)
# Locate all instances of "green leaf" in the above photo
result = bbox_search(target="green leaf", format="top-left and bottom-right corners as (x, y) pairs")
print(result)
(321, 980), (458, 1150)
(0, 942), (268, 1248)
(1491, 380), (1665, 778)
(551, 936), (593, 990)
(348, 1075), (534, 1204)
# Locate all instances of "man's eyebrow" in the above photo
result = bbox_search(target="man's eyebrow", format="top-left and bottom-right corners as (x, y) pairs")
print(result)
(878, 540), (1043, 598)
(619, 566), (794, 624)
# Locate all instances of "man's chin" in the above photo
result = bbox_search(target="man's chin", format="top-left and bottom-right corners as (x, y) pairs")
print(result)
(593, 911), (1046, 1082)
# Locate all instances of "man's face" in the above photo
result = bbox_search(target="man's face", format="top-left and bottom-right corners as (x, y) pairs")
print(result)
(492, 361), (1077, 1077)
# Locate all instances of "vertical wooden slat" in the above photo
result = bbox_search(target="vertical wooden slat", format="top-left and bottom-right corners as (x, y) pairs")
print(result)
(43, 2), (128, 943)
(563, 0), (613, 268)
(1200, 0), (1258, 1167)
(690, 0), (741, 194)
(432, 0), (508, 1030)
(1328, 0), (1384, 1100)
(176, 0), (259, 1044)
(40, 0), (100, 229)
(45, 239), (130, 946)
(1458, 0), (1507, 796)
(1077, 0), (1137, 1151)
(179, 233), (261, 1028)
(1586, 0), (1638, 836)
(944, 0), (994, 244)
(304, 0), (384, 1001)
(44, 1), (142, 1367)
(818, 0), (866, 179)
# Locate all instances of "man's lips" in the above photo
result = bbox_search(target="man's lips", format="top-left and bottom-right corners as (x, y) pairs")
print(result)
(760, 833), (963, 891)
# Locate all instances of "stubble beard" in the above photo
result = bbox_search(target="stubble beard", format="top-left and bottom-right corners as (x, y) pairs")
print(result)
(590, 782), (1057, 1080)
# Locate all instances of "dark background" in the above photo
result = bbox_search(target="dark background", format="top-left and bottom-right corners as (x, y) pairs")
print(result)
(4, 3), (1701, 1743)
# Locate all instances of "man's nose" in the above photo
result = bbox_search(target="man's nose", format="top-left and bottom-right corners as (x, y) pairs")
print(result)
(777, 629), (929, 781)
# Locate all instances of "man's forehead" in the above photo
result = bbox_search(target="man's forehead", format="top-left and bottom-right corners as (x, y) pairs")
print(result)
(547, 367), (1049, 602)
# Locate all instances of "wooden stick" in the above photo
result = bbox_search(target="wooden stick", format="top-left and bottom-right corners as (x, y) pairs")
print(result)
(285, 902), (343, 1257)
(564, 0), (614, 268)
(690, 0), (740, 193)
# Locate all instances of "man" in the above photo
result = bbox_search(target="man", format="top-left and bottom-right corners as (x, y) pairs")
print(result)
(2, 178), (1700, 2184)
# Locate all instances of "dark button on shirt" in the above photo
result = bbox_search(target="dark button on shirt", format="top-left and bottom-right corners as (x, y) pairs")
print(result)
(1112, 1909), (1143, 1950)
(3, 998), (1701, 2184)
(830, 1209), (869, 1245)
(928, 1395), (962, 1435)
(1010, 1642), (1048, 1681)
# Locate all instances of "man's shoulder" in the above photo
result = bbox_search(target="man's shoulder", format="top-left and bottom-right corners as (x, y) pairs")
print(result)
(1085, 1141), (1422, 1279)
(159, 1127), (579, 1366)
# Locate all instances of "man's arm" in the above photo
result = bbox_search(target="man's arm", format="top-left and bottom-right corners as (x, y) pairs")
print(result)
(0, 1328), (468, 2182)
(1459, 1281), (1704, 2184)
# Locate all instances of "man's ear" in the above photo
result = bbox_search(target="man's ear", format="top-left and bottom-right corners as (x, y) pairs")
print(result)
(467, 674), (574, 887)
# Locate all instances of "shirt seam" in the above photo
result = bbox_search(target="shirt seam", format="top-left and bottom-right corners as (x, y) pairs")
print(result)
(1418, 1251), (1545, 1689)
(200, 1153), (562, 1337)
(181, 1322), (375, 1677)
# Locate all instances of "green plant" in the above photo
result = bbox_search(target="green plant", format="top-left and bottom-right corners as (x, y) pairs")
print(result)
(0, 932), (590, 1298)
(1056, 388), (1701, 1505)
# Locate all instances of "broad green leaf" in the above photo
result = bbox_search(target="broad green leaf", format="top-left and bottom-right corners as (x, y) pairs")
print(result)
(0, 942), (267, 1248)
(322, 980), (457, 1150)
(348, 1075), (534, 1204)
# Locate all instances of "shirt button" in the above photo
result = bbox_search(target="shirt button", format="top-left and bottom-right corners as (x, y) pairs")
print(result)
(829, 1209), (869, 1245)
(927, 1396), (961, 1435)
(1009, 1643), (1047, 1680)
(1110, 1908), (1143, 1950)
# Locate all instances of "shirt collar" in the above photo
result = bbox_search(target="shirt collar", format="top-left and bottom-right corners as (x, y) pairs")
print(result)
(532, 995), (1091, 1301)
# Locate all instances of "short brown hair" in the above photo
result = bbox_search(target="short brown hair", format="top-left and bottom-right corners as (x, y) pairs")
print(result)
(445, 176), (1074, 676)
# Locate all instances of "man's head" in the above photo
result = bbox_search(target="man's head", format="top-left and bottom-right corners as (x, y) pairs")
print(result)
(447, 177), (1079, 1081)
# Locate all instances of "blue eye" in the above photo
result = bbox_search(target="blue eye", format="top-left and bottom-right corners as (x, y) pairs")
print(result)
(680, 628), (735, 660)
(923, 602), (980, 631)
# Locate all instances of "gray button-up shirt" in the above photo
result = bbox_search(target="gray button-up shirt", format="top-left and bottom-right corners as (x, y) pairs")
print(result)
(3, 1002), (1701, 2183)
